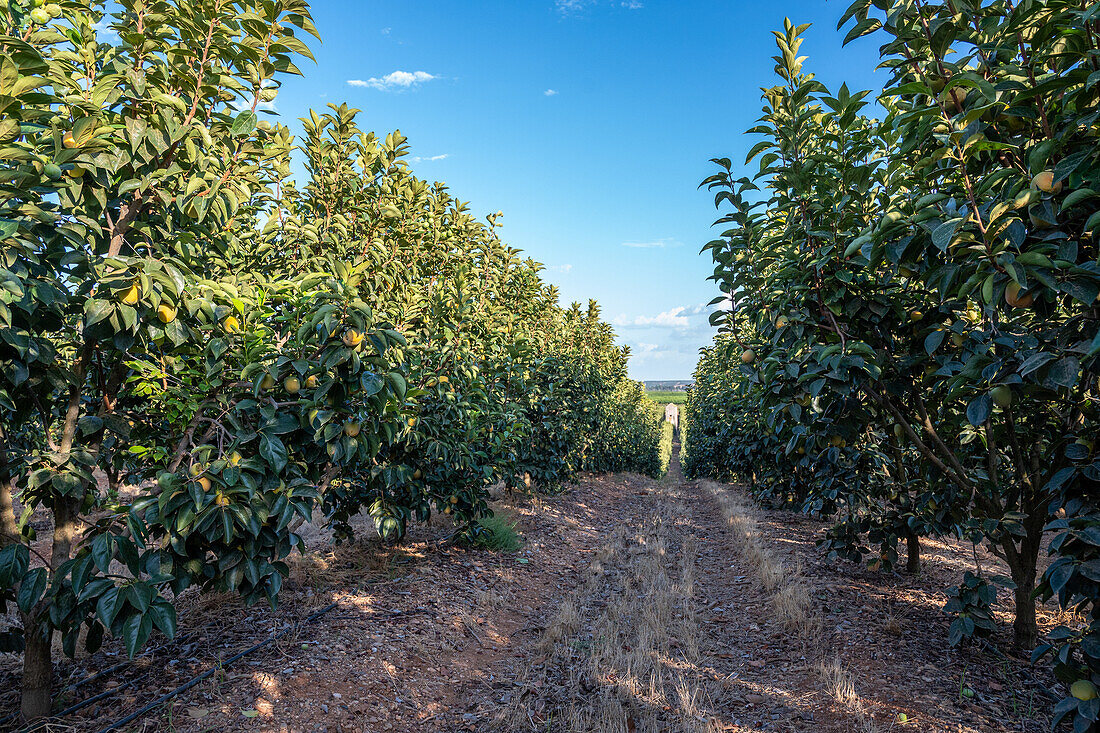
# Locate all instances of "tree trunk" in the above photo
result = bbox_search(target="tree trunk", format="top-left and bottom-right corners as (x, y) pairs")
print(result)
(1003, 532), (1040, 650)
(1010, 565), (1038, 650)
(0, 476), (17, 547)
(0, 426), (18, 547)
(905, 530), (921, 574)
(19, 611), (53, 721)
(21, 498), (80, 721)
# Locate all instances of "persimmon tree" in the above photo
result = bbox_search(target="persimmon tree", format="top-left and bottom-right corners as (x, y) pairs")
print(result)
(0, 0), (413, 721)
(686, 4), (1099, 727)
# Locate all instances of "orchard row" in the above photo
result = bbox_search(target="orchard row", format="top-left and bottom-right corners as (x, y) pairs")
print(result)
(683, 2), (1099, 728)
(0, 0), (665, 721)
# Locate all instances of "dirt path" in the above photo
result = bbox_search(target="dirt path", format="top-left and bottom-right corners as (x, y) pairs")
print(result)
(1, 443), (1059, 732)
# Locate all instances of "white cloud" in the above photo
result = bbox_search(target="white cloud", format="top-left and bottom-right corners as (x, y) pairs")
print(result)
(92, 17), (120, 41)
(614, 306), (690, 329)
(381, 27), (392, 34)
(409, 154), (449, 163)
(348, 71), (436, 92)
(556, 0), (642, 11)
(544, 89), (559, 96)
(621, 237), (682, 249)
(546, 264), (573, 273)
(613, 300), (730, 333)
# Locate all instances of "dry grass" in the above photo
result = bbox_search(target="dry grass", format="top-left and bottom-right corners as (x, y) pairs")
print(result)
(499, 480), (720, 732)
(817, 657), (858, 705)
(700, 480), (822, 642)
(816, 656), (888, 731)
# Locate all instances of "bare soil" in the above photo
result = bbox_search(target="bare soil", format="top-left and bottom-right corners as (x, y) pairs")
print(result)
(0, 445), (1069, 732)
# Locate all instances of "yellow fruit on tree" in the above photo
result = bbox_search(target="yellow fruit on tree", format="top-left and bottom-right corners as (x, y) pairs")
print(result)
(284, 376), (301, 394)
(741, 349), (756, 364)
(413, 469), (423, 480)
(1031, 170), (1062, 195)
(909, 310), (923, 322)
(1005, 282), (1034, 308)
(157, 304), (176, 324)
(259, 373), (275, 391)
(197, 476), (212, 492)
(215, 493), (230, 507)
(224, 315), (241, 333)
(227, 451), (242, 467)
(438, 375), (450, 384)
(449, 495), (458, 504)
(62, 131), (77, 148)
(407, 417), (418, 428)
(344, 421), (361, 437)
(189, 464), (203, 477)
(304, 374), (318, 388)
(342, 329), (364, 347)
(120, 283), (140, 305)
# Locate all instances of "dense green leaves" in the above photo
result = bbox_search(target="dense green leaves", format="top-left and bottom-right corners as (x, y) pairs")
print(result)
(686, 5), (1099, 726)
(1, 1), (661, 720)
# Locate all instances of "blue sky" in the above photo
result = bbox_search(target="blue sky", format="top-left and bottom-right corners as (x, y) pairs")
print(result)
(271, 1), (885, 380)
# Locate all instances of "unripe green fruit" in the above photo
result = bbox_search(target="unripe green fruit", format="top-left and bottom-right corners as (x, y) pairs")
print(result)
(43, 163), (62, 180)
(30, 7), (50, 23)
(990, 385), (1013, 408)
(1071, 680), (1098, 701)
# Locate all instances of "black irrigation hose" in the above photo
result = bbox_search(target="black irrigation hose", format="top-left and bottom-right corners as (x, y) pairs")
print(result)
(92, 601), (340, 733)
(0, 631), (202, 729)
(53, 672), (153, 719)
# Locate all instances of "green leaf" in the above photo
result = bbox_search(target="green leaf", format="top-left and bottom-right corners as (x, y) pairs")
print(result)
(121, 611), (153, 657)
(230, 111), (258, 137)
(16, 567), (46, 613)
(966, 394), (991, 427)
(259, 434), (288, 472)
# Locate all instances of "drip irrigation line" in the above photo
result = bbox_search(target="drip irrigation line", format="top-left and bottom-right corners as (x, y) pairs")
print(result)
(92, 601), (340, 733)
(87, 605), (429, 732)
(3, 603), (432, 732)
(0, 632), (197, 729)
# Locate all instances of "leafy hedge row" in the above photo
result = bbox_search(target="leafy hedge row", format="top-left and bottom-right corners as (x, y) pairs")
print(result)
(0, 0), (660, 720)
(684, 3), (1100, 727)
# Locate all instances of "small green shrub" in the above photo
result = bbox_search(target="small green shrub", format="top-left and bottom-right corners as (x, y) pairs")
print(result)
(472, 513), (523, 553)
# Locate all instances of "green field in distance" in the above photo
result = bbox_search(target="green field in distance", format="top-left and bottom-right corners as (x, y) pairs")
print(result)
(646, 390), (687, 405)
